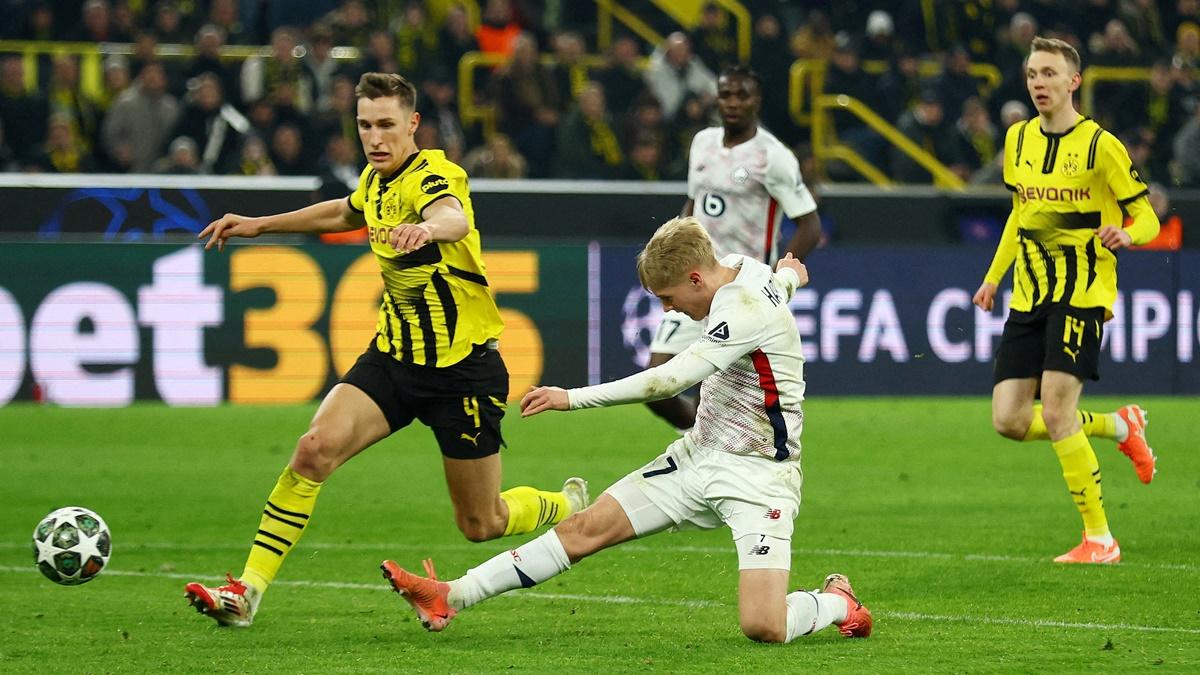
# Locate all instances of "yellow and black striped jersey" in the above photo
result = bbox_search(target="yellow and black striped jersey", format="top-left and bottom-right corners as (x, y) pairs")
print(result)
(348, 149), (504, 368)
(985, 116), (1159, 317)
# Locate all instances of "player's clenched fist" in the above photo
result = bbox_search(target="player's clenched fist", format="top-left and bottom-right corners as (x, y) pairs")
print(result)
(390, 222), (434, 254)
(775, 252), (808, 287)
(198, 213), (264, 252)
(973, 282), (997, 311)
(520, 386), (569, 417)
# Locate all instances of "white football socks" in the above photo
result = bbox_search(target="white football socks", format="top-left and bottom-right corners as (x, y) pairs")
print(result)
(447, 529), (572, 610)
(784, 590), (848, 642)
(1113, 414), (1129, 443)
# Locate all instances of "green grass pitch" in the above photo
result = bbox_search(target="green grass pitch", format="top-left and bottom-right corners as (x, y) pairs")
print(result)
(1, 398), (1197, 673)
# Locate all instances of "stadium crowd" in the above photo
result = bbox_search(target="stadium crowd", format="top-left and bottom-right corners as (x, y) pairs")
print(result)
(2, 0), (1200, 189)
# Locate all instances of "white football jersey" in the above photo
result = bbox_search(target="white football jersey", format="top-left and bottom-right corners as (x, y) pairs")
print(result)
(685, 255), (806, 462)
(688, 126), (818, 265)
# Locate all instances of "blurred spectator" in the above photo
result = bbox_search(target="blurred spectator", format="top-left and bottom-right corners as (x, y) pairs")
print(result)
(185, 25), (239, 106)
(111, 1), (138, 41)
(644, 32), (717, 120)
(304, 24), (339, 112)
(665, 92), (709, 167)
(1122, 127), (1161, 184)
(623, 91), (668, 154)
(861, 10), (895, 61)
(312, 74), (361, 162)
(17, 2), (57, 41)
(750, 14), (791, 139)
(491, 32), (560, 177)
(151, 136), (201, 174)
(97, 54), (132, 113)
(996, 12), (1037, 78)
(461, 132), (527, 178)
(1089, 19), (1144, 66)
(418, 69), (467, 164)
(1166, 0), (1200, 41)
(269, 123), (306, 175)
(318, 135), (357, 199)
(597, 35), (647, 120)
(892, 87), (960, 183)
(361, 29), (400, 78)
(934, 46), (982, 128)
(393, 1), (438, 84)
(0, 55), (50, 163)
(1120, 0), (1168, 57)
(1118, 60), (1189, 169)
(324, 0), (371, 51)
(554, 81), (623, 178)
(170, 72), (249, 173)
(152, 1), (191, 45)
(954, 97), (998, 180)
(999, 99), (1030, 128)
(234, 135), (276, 175)
(617, 130), (678, 180)
(823, 34), (885, 170)
(791, 9), (835, 60)
(1173, 20), (1200, 69)
(438, 5), (479, 77)
(207, 0), (251, 45)
(477, 0), (522, 58)
(245, 97), (279, 141)
(548, 30), (588, 110)
(1173, 103), (1200, 186)
(877, 47), (923, 122)
(45, 55), (100, 152)
(690, 2), (738, 72)
(241, 27), (315, 114)
(67, 0), (129, 43)
(101, 60), (178, 172)
(31, 113), (96, 173)
(971, 99), (1030, 185)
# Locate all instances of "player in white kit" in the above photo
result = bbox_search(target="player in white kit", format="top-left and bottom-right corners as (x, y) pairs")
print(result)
(381, 217), (872, 644)
(647, 65), (822, 430)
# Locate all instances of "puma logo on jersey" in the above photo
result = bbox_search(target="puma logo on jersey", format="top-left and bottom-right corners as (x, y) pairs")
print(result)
(1063, 346), (1080, 363)
(707, 321), (729, 340)
(460, 431), (482, 446)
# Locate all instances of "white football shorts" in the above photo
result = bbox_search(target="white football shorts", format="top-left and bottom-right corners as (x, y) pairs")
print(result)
(648, 310), (705, 356)
(605, 437), (802, 570)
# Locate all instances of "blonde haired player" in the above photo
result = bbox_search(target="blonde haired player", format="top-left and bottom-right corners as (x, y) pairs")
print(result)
(183, 72), (588, 627)
(381, 217), (871, 643)
(973, 37), (1159, 564)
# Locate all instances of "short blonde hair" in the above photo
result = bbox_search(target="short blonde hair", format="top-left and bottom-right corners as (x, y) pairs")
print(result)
(636, 216), (718, 290)
(1030, 36), (1081, 74)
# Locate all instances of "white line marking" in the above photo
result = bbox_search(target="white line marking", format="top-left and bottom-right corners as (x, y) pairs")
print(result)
(6, 541), (1193, 572)
(2, 565), (1195, 634)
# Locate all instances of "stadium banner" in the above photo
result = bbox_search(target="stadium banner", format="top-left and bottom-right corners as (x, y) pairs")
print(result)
(0, 242), (587, 406)
(596, 246), (1200, 395)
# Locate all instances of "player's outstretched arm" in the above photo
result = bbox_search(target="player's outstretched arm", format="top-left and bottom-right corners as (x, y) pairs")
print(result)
(198, 198), (361, 252)
(520, 386), (570, 417)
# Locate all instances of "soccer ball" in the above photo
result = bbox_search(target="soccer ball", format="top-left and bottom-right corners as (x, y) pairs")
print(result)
(32, 507), (112, 585)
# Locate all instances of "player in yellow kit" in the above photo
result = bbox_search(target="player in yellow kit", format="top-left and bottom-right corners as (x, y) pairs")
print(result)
(973, 38), (1158, 564)
(182, 73), (588, 626)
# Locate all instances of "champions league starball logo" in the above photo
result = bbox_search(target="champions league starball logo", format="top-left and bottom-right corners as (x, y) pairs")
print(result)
(620, 285), (664, 368)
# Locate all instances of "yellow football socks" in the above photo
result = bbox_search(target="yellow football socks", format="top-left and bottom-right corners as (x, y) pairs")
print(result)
(241, 467), (323, 593)
(1023, 404), (1118, 441)
(500, 486), (571, 536)
(1051, 431), (1109, 538)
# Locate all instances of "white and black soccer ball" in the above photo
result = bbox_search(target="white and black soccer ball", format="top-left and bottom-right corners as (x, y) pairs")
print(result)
(32, 507), (112, 585)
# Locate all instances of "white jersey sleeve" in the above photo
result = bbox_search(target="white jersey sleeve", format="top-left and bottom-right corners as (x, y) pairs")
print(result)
(567, 350), (717, 409)
(763, 141), (817, 218)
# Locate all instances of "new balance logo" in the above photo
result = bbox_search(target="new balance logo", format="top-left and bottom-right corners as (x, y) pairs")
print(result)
(749, 545), (771, 555)
(707, 321), (729, 340)
(461, 432), (481, 446)
(764, 508), (781, 520)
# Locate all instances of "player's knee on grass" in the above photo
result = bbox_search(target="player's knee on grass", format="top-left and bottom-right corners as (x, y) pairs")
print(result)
(290, 426), (354, 481)
(739, 616), (787, 644)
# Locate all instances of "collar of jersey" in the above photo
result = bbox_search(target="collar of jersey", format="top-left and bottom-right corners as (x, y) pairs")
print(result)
(380, 150), (423, 185)
(1038, 115), (1089, 139)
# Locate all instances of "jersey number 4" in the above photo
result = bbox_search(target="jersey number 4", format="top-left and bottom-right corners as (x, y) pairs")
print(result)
(702, 192), (726, 217)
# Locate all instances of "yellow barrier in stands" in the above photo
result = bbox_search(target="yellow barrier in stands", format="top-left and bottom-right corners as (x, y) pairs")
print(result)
(1080, 65), (1150, 117)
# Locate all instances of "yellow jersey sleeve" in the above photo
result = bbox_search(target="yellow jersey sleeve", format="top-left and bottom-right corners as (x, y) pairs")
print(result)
(348, 165), (371, 213)
(1096, 131), (1147, 204)
(1001, 121), (1025, 190)
(411, 160), (469, 219)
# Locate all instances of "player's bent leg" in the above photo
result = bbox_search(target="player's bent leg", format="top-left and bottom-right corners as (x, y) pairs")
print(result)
(991, 378), (1039, 440)
(817, 574), (872, 637)
(1116, 404), (1157, 484)
(1041, 371), (1113, 555)
(737, 567), (790, 643)
(185, 383), (391, 626)
(442, 454), (507, 541)
(553, 493), (640, 562)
